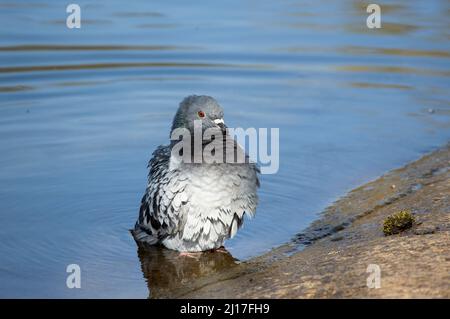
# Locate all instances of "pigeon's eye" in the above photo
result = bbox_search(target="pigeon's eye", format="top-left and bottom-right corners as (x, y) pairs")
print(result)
(197, 111), (205, 118)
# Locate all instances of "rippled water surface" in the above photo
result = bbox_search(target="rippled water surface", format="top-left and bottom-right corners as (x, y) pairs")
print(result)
(0, 0), (449, 298)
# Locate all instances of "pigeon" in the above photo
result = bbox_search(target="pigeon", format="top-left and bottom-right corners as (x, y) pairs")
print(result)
(132, 95), (260, 252)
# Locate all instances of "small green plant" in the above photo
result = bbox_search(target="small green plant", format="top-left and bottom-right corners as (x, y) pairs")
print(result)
(383, 210), (415, 236)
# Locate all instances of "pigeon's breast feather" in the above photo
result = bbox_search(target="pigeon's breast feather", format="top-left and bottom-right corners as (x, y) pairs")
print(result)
(176, 160), (259, 219)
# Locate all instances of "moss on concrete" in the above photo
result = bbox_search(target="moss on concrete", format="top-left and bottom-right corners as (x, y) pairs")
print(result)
(383, 210), (415, 236)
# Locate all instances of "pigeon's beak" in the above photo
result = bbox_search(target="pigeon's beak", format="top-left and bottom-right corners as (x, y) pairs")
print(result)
(213, 118), (227, 132)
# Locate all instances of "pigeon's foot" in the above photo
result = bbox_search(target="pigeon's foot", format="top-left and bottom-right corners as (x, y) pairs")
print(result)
(178, 246), (228, 258)
(214, 246), (228, 253)
(178, 251), (203, 259)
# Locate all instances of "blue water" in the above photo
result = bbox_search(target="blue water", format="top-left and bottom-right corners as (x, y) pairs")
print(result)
(0, 0), (449, 298)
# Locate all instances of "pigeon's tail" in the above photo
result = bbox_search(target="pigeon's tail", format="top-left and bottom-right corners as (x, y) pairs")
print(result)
(131, 224), (160, 245)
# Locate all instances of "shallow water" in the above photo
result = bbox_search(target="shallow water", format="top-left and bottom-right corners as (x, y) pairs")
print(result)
(0, 0), (449, 298)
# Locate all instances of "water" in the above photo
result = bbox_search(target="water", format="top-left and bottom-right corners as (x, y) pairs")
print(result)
(0, 0), (449, 298)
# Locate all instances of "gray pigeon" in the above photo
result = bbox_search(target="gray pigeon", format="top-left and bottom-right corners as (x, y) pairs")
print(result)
(132, 95), (259, 252)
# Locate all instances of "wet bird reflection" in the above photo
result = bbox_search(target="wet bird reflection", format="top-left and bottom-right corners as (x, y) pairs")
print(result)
(136, 243), (239, 298)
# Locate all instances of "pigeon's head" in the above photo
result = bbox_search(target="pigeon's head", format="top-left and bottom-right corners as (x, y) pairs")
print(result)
(171, 95), (226, 134)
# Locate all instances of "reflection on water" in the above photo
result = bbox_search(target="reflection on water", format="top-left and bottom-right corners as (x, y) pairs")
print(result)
(136, 242), (238, 299)
(0, 0), (449, 298)
(0, 44), (184, 51)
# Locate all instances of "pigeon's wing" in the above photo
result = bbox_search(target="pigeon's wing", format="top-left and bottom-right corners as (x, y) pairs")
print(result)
(226, 140), (260, 238)
(133, 145), (188, 244)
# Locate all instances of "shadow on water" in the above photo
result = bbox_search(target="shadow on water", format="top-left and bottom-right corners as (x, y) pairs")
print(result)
(135, 242), (238, 299)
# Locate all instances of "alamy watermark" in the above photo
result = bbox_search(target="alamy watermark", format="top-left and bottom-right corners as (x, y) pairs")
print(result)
(66, 3), (381, 30)
(66, 264), (81, 289)
(366, 264), (381, 289)
(366, 4), (381, 29)
(66, 4), (81, 29)
(170, 120), (279, 174)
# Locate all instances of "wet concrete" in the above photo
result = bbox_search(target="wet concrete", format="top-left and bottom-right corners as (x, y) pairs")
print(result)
(178, 143), (450, 298)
